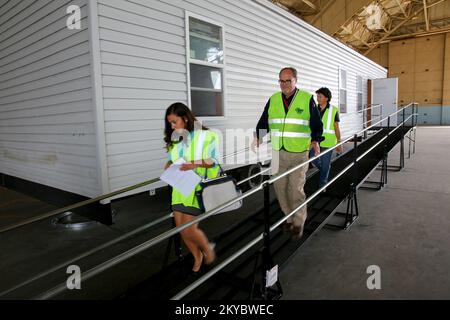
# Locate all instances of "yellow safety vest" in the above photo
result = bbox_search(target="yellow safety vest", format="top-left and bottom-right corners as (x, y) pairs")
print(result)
(268, 90), (312, 152)
(169, 130), (220, 208)
(320, 105), (338, 148)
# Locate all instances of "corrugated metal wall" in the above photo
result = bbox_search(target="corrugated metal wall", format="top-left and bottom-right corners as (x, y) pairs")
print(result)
(97, 0), (387, 192)
(0, 0), (99, 197)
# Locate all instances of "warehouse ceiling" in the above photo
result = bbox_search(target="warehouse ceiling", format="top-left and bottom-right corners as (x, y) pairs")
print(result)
(271, 0), (450, 55)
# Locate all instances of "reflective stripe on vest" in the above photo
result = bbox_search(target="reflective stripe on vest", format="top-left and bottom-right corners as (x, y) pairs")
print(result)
(271, 132), (311, 138)
(195, 131), (206, 160)
(170, 131), (204, 163)
(169, 130), (220, 179)
(268, 119), (310, 126)
(169, 130), (221, 208)
(320, 105), (338, 148)
(268, 90), (312, 152)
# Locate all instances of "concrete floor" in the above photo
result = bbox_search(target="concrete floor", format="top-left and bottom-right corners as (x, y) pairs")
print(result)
(0, 187), (56, 229)
(280, 126), (450, 299)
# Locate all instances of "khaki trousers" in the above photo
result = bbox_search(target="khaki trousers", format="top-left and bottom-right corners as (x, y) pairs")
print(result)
(271, 149), (309, 228)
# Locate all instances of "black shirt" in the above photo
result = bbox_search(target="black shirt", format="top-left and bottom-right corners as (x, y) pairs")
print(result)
(255, 88), (324, 142)
(319, 103), (340, 123)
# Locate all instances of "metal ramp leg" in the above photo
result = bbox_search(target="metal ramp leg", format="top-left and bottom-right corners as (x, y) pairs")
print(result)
(381, 131), (405, 172)
(163, 215), (183, 268)
(361, 152), (388, 190)
(250, 182), (283, 300)
(326, 184), (359, 230)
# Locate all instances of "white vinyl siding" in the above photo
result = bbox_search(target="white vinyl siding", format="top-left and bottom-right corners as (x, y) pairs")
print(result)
(96, 0), (186, 191)
(0, 0), (99, 197)
(0, 0), (386, 198)
(97, 0), (386, 192)
(98, 0), (386, 190)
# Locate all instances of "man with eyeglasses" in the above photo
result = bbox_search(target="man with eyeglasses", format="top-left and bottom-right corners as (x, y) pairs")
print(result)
(252, 67), (323, 239)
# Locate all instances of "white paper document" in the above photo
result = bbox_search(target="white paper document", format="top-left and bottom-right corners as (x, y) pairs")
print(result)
(266, 265), (279, 287)
(160, 158), (202, 197)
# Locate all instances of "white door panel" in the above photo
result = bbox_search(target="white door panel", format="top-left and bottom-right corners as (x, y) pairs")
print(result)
(372, 78), (398, 127)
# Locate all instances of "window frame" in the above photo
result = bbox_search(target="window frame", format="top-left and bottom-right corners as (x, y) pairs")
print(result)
(339, 68), (347, 114)
(185, 11), (227, 120)
(356, 75), (363, 112)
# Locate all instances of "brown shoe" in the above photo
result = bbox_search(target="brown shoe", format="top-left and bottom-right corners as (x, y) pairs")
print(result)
(291, 225), (304, 240)
(282, 222), (293, 233)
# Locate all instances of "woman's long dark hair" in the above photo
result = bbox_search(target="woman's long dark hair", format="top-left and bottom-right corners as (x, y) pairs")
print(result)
(164, 102), (208, 151)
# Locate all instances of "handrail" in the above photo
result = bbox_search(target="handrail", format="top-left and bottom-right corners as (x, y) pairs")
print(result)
(0, 212), (173, 297)
(34, 102), (418, 299)
(172, 160), (356, 300)
(34, 185), (263, 299)
(344, 103), (382, 116)
(173, 103), (416, 300)
(356, 114), (416, 162)
(0, 152), (264, 297)
(267, 106), (398, 184)
(0, 103), (385, 235)
(0, 177), (159, 234)
(221, 147), (251, 160)
(332, 113), (385, 148)
(361, 112), (383, 129)
(171, 104), (418, 300)
(237, 109), (385, 183)
(0, 146), (253, 235)
(237, 168), (271, 186)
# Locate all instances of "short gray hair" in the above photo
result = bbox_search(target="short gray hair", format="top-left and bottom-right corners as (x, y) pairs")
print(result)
(279, 67), (298, 79)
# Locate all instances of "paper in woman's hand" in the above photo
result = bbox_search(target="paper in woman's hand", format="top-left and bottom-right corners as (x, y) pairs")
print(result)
(160, 158), (202, 196)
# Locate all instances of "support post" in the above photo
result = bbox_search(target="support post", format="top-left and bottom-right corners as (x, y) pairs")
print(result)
(164, 188), (183, 268)
(326, 134), (359, 229)
(413, 104), (417, 154)
(345, 134), (360, 228)
(251, 181), (282, 300)
(163, 214), (184, 268)
(401, 108), (405, 168)
(384, 110), (405, 172)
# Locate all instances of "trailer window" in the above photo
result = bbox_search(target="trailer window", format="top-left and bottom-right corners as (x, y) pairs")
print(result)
(356, 75), (363, 112)
(187, 15), (225, 117)
(339, 69), (347, 113)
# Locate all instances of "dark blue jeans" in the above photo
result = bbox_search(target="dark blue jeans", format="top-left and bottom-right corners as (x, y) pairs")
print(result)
(309, 147), (333, 188)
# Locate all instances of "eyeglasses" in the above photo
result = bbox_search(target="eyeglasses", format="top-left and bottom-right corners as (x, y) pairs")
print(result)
(278, 79), (295, 85)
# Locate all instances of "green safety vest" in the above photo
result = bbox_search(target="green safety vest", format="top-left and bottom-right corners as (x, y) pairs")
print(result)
(320, 105), (338, 148)
(268, 90), (312, 152)
(169, 130), (220, 208)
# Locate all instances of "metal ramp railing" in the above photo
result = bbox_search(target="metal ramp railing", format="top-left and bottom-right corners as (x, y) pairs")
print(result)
(0, 103), (418, 300)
